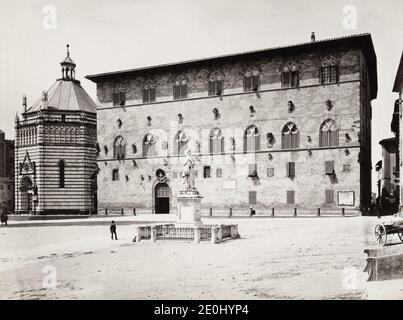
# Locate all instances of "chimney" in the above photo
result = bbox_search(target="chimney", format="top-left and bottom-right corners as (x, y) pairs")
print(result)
(22, 95), (27, 113)
(311, 32), (316, 42)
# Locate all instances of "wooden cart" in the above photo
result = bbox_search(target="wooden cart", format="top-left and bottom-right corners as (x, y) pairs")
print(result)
(375, 221), (403, 246)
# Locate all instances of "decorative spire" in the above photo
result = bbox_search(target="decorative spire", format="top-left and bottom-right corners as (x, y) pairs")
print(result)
(60, 44), (76, 80)
(41, 91), (48, 110)
(22, 95), (27, 113)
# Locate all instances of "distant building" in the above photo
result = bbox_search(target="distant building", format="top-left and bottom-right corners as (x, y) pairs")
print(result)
(0, 131), (14, 212)
(87, 33), (377, 215)
(14, 45), (97, 215)
(393, 51), (403, 214)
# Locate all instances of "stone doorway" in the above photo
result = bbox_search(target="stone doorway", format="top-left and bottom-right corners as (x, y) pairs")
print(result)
(20, 176), (33, 214)
(155, 183), (170, 214)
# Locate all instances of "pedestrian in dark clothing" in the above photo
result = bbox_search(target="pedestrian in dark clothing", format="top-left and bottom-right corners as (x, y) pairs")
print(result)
(110, 221), (117, 240)
(0, 205), (7, 226)
(1, 214), (7, 226)
(3, 213), (8, 226)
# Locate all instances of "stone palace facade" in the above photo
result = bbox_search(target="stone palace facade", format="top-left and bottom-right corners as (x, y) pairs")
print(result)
(87, 33), (377, 215)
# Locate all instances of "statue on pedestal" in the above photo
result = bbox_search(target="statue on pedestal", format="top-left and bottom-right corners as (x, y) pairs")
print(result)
(181, 150), (197, 194)
(177, 150), (202, 226)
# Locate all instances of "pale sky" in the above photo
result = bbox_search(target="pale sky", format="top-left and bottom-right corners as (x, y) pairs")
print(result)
(0, 0), (402, 192)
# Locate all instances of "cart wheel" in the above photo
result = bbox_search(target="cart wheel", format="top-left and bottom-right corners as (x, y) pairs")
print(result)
(398, 233), (403, 242)
(375, 224), (387, 247)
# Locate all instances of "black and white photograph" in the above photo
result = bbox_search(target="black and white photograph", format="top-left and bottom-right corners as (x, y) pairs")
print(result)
(0, 0), (403, 304)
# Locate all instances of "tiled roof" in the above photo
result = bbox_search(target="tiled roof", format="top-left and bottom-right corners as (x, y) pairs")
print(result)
(26, 79), (97, 114)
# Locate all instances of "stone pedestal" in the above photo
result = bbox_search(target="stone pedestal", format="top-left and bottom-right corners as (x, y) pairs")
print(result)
(211, 227), (217, 243)
(176, 191), (203, 227)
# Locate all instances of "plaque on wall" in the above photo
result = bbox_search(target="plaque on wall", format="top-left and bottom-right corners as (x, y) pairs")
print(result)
(338, 191), (355, 206)
(223, 179), (236, 190)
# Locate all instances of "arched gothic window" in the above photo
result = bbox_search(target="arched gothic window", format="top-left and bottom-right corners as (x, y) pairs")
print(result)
(142, 133), (157, 158)
(281, 64), (299, 88)
(70, 128), (75, 143)
(173, 76), (188, 100)
(244, 125), (261, 153)
(320, 57), (339, 84)
(174, 130), (189, 156)
(208, 72), (224, 96)
(143, 80), (156, 103)
(34, 128), (37, 144)
(209, 128), (224, 154)
(26, 129), (30, 145)
(50, 127), (55, 144)
(58, 160), (65, 188)
(75, 128), (80, 144)
(113, 136), (126, 159)
(55, 127), (60, 143)
(43, 128), (48, 143)
(281, 122), (300, 149)
(244, 69), (260, 92)
(320, 119), (339, 147)
(66, 127), (70, 143)
(113, 90), (126, 106)
(61, 128), (66, 143)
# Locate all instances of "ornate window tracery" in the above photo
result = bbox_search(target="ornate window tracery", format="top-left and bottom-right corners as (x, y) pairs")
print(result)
(281, 122), (300, 149)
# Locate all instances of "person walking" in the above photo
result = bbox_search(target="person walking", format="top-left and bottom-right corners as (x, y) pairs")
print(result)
(110, 221), (117, 240)
(3, 212), (8, 226)
(0, 203), (7, 226)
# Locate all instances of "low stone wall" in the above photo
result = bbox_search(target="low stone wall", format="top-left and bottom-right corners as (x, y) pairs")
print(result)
(97, 207), (360, 217)
(201, 207), (359, 218)
(364, 245), (403, 281)
(136, 224), (240, 243)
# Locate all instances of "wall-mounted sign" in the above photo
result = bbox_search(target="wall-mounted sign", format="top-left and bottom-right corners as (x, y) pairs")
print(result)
(223, 179), (236, 190)
(338, 191), (355, 206)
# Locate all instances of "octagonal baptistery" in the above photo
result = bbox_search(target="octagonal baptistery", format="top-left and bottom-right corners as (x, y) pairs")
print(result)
(15, 45), (98, 215)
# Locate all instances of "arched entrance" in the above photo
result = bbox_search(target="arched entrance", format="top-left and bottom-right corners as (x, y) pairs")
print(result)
(20, 176), (33, 214)
(155, 183), (170, 214)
